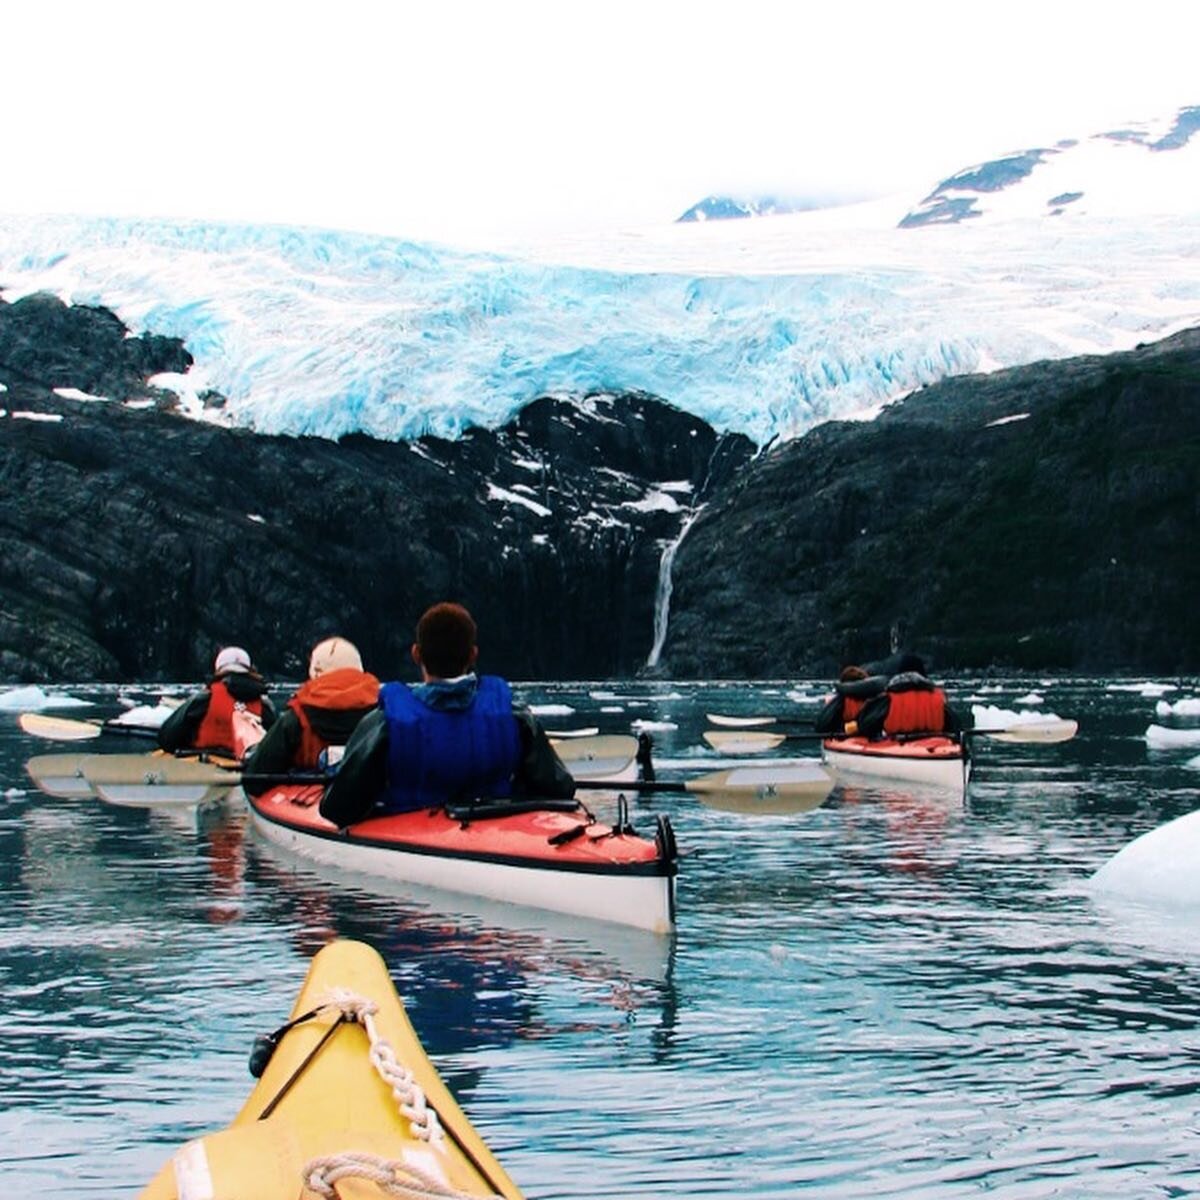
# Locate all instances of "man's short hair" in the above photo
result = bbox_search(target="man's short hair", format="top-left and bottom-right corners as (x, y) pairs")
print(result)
(416, 602), (477, 677)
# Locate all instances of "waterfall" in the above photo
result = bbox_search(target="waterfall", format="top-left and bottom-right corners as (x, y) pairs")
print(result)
(646, 511), (698, 669)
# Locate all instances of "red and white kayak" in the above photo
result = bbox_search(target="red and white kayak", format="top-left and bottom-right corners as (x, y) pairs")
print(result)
(822, 735), (971, 795)
(246, 785), (678, 933)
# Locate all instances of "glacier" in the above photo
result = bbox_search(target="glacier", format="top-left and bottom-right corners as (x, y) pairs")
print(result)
(1, 199), (1199, 446)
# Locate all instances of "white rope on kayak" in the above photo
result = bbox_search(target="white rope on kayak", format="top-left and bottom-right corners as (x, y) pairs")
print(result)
(316, 988), (444, 1145)
(303, 1150), (488, 1198)
(298, 991), (505, 1198)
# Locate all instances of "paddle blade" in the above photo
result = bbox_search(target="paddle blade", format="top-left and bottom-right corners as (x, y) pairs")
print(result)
(19, 713), (102, 741)
(553, 734), (639, 781)
(82, 754), (239, 789)
(17, 712), (161, 741)
(686, 763), (834, 813)
(979, 719), (1079, 744)
(26, 754), (96, 798)
(703, 730), (787, 754)
(546, 726), (601, 739)
(705, 713), (778, 728)
(92, 781), (229, 808)
(82, 754), (238, 808)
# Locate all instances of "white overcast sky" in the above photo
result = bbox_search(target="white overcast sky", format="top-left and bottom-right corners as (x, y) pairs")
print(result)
(3, 0), (1197, 246)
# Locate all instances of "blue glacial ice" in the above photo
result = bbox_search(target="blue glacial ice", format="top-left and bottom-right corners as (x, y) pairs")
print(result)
(1, 209), (1198, 446)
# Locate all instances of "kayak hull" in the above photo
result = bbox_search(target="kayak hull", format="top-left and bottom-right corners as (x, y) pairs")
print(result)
(247, 786), (677, 933)
(822, 736), (970, 795)
(139, 939), (523, 1199)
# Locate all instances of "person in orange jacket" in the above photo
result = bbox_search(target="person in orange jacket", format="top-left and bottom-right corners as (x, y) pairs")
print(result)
(157, 645), (277, 757)
(241, 637), (380, 796)
(854, 654), (966, 739)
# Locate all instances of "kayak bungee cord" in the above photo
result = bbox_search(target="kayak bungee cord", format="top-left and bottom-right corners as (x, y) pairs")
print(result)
(251, 990), (509, 1198)
(256, 1011), (349, 1119)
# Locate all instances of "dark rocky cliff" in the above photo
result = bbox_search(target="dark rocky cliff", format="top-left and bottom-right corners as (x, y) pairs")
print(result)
(2, 291), (1198, 682)
(0, 293), (751, 682)
(663, 330), (1200, 676)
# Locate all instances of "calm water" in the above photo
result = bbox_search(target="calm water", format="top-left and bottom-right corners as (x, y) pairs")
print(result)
(2, 678), (1199, 1198)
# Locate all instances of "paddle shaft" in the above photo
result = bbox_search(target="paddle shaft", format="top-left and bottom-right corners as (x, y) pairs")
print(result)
(575, 777), (692, 795)
(221, 772), (330, 787)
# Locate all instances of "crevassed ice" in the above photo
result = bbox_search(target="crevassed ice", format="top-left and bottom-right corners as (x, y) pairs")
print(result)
(0, 208), (1198, 446)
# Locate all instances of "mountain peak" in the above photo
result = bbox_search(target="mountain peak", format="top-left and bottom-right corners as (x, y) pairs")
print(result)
(899, 103), (1200, 228)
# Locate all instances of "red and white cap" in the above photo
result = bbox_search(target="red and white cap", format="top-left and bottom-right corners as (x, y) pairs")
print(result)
(213, 646), (253, 676)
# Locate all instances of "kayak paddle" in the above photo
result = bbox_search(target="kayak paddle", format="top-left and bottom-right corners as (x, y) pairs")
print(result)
(704, 720), (1078, 754)
(18, 712), (162, 742)
(80, 754), (832, 810)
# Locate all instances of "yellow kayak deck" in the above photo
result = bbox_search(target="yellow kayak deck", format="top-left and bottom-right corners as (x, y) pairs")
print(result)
(140, 939), (522, 1199)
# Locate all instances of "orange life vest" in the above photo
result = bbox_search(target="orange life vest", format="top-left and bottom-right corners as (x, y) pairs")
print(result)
(194, 680), (264, 752)
(287, 668), (381, 768)
(883, 687), (946, 735)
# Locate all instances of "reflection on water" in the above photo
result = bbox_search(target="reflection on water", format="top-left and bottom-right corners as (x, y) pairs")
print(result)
(1, 678), (1198, 1197)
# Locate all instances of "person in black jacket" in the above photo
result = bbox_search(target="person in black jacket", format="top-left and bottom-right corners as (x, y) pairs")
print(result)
(158, 646), (277, 756)
(242, 637), (381, 797)
(320, 603), (573, 828)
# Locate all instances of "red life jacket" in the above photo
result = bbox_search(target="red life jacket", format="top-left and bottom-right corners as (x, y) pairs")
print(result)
(194, 680), (263, 753)
(287, 668), (381, 768)
(883, 687), (946, 735)
(842, 696), (867, 722)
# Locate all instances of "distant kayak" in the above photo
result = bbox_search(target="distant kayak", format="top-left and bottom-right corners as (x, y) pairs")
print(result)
(138, 938), (524, 1199)
(822, 735), (970, 795)
(247, 784), (678, 932)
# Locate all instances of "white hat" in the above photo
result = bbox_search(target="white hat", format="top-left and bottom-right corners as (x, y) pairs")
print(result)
(308, 636), (363, 679)
(213, 646), (252, 675)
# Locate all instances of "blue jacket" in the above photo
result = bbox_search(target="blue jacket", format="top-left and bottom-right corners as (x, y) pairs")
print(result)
(380, 675), (523, 813)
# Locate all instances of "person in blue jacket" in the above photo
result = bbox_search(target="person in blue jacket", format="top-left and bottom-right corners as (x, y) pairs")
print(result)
(319, 602), (574, 827)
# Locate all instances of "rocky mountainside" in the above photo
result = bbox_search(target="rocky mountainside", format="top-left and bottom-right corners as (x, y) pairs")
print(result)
(0, 293), (751, 682)
(663, 329), (1200, 676)
(2, 291), (1198, 683)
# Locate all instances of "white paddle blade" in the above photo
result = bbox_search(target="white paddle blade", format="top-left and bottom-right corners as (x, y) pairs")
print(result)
(688, 763), (834, 814)
(82, 755), (239, 789)
(546, 726), (601, 739)
(688, 763), (833, 797)
(92, 781), (227, 808)
(705, 713), (778, 728)
(983, 719), (1079, 744)
(19, 713), (102, 741)
(552, 735), (639, 780)
(25, 754), (96, 797)
(703, 730), (787, 754)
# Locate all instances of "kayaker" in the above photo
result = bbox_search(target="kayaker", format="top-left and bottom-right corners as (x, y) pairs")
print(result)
(814, 664), (888, 734)
(157, 645), (278, 757)
(320, 602), (574, 827)
(241, 637), (381, 796)
(853, 655), (967, 739)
